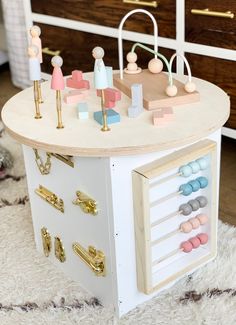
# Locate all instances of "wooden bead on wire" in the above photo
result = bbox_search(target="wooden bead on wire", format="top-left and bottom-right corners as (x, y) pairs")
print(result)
(185, 81), (196, 93)
(148, 58), (163, 74)
(166, 85), (178, 97)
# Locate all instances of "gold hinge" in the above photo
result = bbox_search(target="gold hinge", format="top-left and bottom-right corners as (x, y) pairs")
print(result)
(72, 243), (105, 276)
(35, 185), (64, 213)
(55, 237), (66, 262)
(51, 153), (74, 168)
(73, 191), (98, 215)
(41, 227), (51, 257)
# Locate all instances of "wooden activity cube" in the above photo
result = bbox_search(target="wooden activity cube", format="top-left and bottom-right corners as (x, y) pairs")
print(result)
(2, 73), (229, 317)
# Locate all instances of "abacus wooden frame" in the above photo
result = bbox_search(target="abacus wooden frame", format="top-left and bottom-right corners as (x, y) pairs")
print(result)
(132, 139), (217, 294)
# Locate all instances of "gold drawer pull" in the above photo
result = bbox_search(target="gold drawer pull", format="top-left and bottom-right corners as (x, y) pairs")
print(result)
(191, 8), (234, 19)
(72, 243), (105, 276)
(42, 47), (61, 56)
(35, 185), (64, 213)
(73, 191), (98, 215)
(123, 0), (158, 8)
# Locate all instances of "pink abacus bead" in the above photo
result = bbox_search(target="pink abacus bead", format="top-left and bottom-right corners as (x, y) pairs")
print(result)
(166, 85), (178, 97)
(189, 217), (200, 229)
(196, 214), (208, 225)
(180, 221), (192, 233)
(180, 241), (193, 253)
(197, 233), (209, 245)
(189, 236), (201, 248)
(148, 58), (163, 74)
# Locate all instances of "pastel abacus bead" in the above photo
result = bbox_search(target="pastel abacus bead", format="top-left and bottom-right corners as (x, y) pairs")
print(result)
(180, 241), (193, 253)
(196, 214), (208, 225)
(197, 233), (208, 245)
(179, 184), (192, 196)
(196, 196), (208, 208)
(197, 177), (208, 189)
(189, 217), (200, 229)
(166, 85), (178, 97)
(189, 180), (201, 192)
(179, 203), (192, 216)
(184, 81), (196, 93)
(180, 222), (192, 233)
(148, 58), (163, 74)
(179, 165), (192, 177)
(196, 157), (208, 170)
(189, 236), (201, 248)
(188, 161), (200, 174)
(188, 199), (200, 211)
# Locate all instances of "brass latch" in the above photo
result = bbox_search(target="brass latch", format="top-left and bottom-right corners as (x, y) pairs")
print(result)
(55, 237), (66, 262)
(41, 227), (51, 257)
(35, 185), (64, 213)
(72, 243), (105, 276)
(73, 191), (98, 215)
(50, 153), (74, 168)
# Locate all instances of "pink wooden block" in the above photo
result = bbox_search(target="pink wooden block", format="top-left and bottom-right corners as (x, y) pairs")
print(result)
(64, 90), (86, 104)
(104, 100), (116, 109)
(72, 70), (83, 81)
(51, 67), (65, 90)
(105, 88), (121, 102)
(66, 79), (90, 89)
(153, 111), (169, 126)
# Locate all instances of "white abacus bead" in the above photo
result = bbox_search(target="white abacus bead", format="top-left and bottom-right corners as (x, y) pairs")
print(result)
(148, 58), (163, 74)
(126, 52), (137, 63)
(166, 85), (178, 97)
(127, 62), (138, 71)
(185, 81), (196, 93)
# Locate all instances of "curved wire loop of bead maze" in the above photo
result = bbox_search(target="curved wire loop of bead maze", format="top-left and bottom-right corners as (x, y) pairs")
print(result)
(118, 9), (193, 89)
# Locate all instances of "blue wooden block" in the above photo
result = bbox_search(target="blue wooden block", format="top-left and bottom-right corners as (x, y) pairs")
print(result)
(93, 109), (120, 125)
(77, 102), (89, 119)
(128, 105), (142, 118)
(128, 83), (143, 118)
(106, 66), (113, 88)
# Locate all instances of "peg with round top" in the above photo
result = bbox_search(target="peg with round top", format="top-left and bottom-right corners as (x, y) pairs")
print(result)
(153, 233), (209, 265)
(51, 55), (63, 68)
(124, 51), (142, 74)
(148, 58), (163, 74)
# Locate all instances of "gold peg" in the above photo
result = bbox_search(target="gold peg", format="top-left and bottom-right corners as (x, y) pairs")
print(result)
(101, 89), (110, 132)
(38, 81), (43, 104)
(56, 90), (64, 129)
(33, 81), (42, 119)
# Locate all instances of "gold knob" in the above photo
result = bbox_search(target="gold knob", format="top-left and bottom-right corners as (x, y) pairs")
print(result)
(191, 8), (234, 19)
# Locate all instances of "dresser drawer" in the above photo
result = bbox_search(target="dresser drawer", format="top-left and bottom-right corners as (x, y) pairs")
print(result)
(185, 0), (236, 50)
(31, 0), (176, 39)
(38, 23), (175, 75)
(185, 53), (236, 129)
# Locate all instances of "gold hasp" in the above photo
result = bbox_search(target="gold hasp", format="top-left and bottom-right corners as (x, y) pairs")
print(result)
(73, 191), (98, 215)
(33, 149), (52, 175)
(72, 243), (105, 276)
(41, 227), (51, 257)
(55, 237), (66, 263)
(35, 185), (64, 213)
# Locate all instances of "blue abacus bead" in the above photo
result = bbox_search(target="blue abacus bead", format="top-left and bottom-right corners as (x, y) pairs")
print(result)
(197, 176), (208, 189)
(188, 161), (200, 174)
(179, 184), (192, 196)
(188, 180), (201, 192)
(196, 157), (208, 170)
(179, 165), (192, 177)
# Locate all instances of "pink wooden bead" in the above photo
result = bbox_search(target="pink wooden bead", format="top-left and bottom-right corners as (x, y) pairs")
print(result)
(189, 217), (200, 229)
(196, 214), (208, 225)
(189, 236), (201, 248)
(180, 221), (192, 233)
(180, 241), (193, 253)
(197, 233), (209, 245)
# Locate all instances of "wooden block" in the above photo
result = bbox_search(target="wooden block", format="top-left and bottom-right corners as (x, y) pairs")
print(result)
(72, 70), (83, 81)
(64, 90), (86, 104)
(128, 105), (143, 118)
(113, 69), (200, 110)
(105, 88), (121, 102)
(93, 109), (120, 125)
(77, 102), (89, 119)
(67, 78), (90, 89)
(104, 100), (116, 109)
(131, 84), (143, 108)
(153, 110), (169, 126)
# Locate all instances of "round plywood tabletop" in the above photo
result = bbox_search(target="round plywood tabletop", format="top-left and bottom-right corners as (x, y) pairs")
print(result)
(2, 72), (230, 157)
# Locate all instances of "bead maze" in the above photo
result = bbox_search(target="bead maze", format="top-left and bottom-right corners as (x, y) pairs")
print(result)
(133, 139), (217, 294)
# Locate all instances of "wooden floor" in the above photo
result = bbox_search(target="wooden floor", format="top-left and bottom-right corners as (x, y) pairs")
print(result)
(0, 66), (236, 225)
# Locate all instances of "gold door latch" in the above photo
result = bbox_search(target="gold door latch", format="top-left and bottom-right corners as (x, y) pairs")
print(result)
(55, 237), (66, 262)
(33, 149), (74, 175)
(41, 227), (51, 257)
(35, 185), (64, 213)
(72, 243), (105, 276)
(73, 191), (98, 215)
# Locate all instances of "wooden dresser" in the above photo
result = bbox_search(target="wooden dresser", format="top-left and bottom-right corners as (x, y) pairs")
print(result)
(25, 0), (236, 135)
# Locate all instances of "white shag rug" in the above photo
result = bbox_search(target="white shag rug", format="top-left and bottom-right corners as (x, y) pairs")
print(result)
(0, 127), (236, 325)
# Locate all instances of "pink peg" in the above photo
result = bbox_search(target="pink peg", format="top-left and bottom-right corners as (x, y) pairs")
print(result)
(197, 233), (209, 245)
(51, 56), (65, 90)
